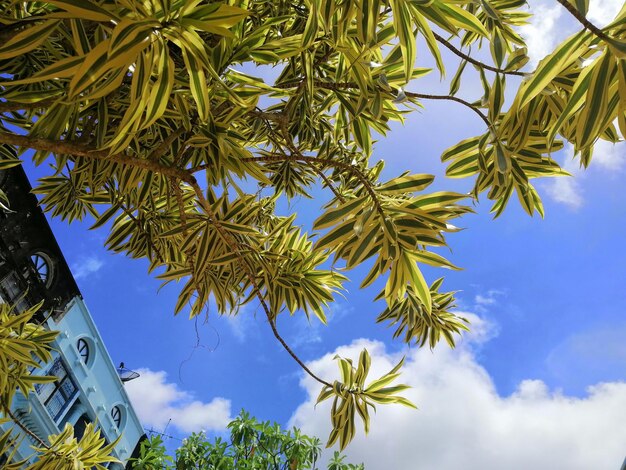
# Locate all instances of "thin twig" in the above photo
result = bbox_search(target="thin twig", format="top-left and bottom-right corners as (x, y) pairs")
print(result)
(404, 91), (491, 128)
(432, 32), (525, 76)
(268, 80), (492, 129)
(147, 128), (186, 162)
(315, 168), (345, 203)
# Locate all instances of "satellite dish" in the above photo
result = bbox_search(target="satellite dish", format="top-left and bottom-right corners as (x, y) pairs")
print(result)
(117, 362), (140, 382)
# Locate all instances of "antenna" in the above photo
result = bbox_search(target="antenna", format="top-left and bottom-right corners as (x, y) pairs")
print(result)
(116, 362), (140, 382)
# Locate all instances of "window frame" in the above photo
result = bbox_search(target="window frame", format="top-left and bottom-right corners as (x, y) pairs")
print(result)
(77, 338), (90, 365)
(111, 405), (122, 429)
(35, 357), (79, 422)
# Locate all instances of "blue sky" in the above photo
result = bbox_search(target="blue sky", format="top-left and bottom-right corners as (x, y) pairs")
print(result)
(20, 0), (626, 467)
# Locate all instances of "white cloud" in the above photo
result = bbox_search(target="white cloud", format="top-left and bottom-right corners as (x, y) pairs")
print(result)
(474, 294), (496, 305)
(592, 140), (626, 172)
(519, 2), (564, 66)
(544, 150), (584, 209)
(217, 302), (263, 343)
(289, 322), (626, 469)
(125, 369), (232, 434)
(543, 141), (626, 209)
(474, 289), (505, 313)
(587, 0), (624, 26)
(224, 311), (255, 343)
(520, 0), (623, 67)
(544, 173), (583, 209)
(71, 256), (104, 280)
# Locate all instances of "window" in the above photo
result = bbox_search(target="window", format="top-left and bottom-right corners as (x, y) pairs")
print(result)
(29, 252), (54, 288)
(35, 358), (78, 422)
(0, 271), (30, 312)
(73, 413), (92, 440)
(111, 406), (122, 428)
(77, 338), (90, 365)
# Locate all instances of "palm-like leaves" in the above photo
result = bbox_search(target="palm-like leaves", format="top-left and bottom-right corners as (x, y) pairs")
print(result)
(0, 0), (622, 452)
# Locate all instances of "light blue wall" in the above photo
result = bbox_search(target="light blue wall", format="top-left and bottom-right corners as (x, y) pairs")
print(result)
(0, 296), (144, 467)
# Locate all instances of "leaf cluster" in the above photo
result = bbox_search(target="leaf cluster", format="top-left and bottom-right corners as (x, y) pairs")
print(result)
(0, 303), (121, 469)
(0, 0), (623, 451)
(129, 410), (363, 469)
(316, 350), (415, 451)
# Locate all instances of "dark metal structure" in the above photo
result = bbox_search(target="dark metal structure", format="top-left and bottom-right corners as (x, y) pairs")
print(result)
(0, 165), (80, 320)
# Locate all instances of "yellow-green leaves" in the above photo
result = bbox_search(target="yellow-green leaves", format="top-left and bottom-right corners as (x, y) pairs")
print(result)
(68, 21), (154, 100)
(386, 251), (431, 312)
(3, 0), (623, 455)
(518, 30), (592, 109)
(0, 20), (60, 59)
(45, 0), (118, 22)
(317, 350), (415, 450)
(182, 3), (249, 36)
(442, 128), (563, 217)
(0, 303), (58, 410)
(377, 278), (469, 347)
(28, 423), (121, 470)
(436, 1), (488, 38)
(378, 173), (435, 194)
(576, 49), (615, 149)
(390, 0), (416, 81)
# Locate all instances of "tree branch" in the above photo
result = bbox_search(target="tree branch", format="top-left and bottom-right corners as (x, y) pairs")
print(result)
(404, 91), (491, 128)
(554, 0), (611, 42)
(0, 99), (58, 113)
(268, 80), (492, 129)
(3, 405), (49, 449)
(0, 132), (191, 181)
(432, 32), (525, 76)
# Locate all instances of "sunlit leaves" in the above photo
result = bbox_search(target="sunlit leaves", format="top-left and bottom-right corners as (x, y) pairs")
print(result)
(377, 278), (469, 347)
(28, 423), (120, 470)
(518, 30), (593, 109)
(317, 350), (415, 450)
(0, 303), (117, 469)
(0, 20), (61, 59)
(442, 128), (564, 216)
(1, 0), (623, 453)
(0, 303), (57, 410)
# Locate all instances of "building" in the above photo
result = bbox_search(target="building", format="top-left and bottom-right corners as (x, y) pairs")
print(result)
(0, 166), (144, 468)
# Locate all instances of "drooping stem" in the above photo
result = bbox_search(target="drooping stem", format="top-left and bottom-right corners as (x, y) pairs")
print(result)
(315, 168), (346, 203)
(404, 91), (491, 128)
(186, 178), (332, 389)
(268, 81), (492, 129)
(432, 32), (525, 76)
(554, 0), (611, 42)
